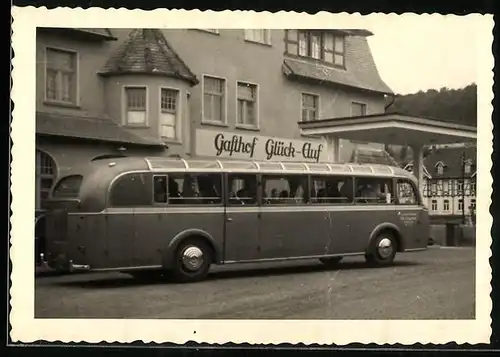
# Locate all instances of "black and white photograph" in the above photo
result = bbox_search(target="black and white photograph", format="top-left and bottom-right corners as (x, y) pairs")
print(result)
(10, 7), (493, 345)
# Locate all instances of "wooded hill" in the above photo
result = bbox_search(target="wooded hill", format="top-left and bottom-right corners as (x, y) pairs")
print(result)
(385, 84), (477, 127)
(383, 84), (477, 162)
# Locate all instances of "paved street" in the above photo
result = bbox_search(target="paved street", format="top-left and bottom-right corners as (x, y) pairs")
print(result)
(35, 246), (475, 319)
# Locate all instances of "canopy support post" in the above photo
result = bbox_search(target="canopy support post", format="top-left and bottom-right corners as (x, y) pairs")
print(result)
(411, 145), (425, 195)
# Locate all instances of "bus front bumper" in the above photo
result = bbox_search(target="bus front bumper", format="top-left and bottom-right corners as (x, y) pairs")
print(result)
(48, 253), (91, 273)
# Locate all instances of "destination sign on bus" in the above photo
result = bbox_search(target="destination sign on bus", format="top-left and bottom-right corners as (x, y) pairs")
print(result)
(195, 129), (330, 163)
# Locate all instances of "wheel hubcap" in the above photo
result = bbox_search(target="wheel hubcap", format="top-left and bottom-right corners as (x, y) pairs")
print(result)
(181, 246), (204, 271)
(377, 238), (393, 259)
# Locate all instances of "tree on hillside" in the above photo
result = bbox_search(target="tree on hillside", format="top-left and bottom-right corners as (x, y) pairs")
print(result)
(384, 84), (477, 165)
(385, 84), (477, 127)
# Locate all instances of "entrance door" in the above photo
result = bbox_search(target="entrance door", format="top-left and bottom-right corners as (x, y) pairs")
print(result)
(223, 173), (260, 262)
(395, 178), (427, 249)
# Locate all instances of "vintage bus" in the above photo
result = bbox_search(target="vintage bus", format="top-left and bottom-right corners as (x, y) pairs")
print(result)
(42, 156), (429, 283)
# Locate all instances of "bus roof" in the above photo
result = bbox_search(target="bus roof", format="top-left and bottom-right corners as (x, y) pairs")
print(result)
(74, 156), (416, 181)
(136, 157), (414, 180)
(145, 157), (414, 178)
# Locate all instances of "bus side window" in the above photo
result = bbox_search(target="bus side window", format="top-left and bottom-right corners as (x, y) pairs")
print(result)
(227, 174), (258, 205)
(262, 175), (307, 205)
(310, 176), (352, 204)
(396, 180), (418, 205)
(355, 178), (393, 204)
(110, 173), (152, 207)
(168, 173), (222, 205)
(153, 175), (168, 203)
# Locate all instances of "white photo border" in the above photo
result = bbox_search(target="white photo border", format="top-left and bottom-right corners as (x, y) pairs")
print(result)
(10, 7), (494, 345)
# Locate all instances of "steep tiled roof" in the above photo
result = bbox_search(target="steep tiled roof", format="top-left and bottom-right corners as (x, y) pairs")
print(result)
(99, 29), (198, 85)
(349, 148), (399, 166)
(36, 112), (166, 148)
(283, 35), (393, 95)
(404, 146), (477, 179)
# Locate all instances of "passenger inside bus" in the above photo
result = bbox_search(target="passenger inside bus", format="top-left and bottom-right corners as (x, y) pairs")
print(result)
(197, 175), (221, 204)
(356, 180), (388, 203)
(339, 180), (353, 202)
(153, 176), (168, 203)
(230, 176), (257, 205)
(182, 176), (202, 204)
(167, 177), (182, 203)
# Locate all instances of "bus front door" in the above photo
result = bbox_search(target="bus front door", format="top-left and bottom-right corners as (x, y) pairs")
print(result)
(223, 205), (260, 262)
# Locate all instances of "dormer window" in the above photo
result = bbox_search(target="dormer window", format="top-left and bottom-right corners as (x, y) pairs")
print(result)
(435, 161), (445, 176)
(285, 30), (345, 68)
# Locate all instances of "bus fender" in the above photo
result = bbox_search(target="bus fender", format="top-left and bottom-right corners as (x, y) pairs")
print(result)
(163, 229), (221, 268)
(367, 223), (404, 253)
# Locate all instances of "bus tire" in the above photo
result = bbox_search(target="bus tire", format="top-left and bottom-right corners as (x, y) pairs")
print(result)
(319, 256), (343, 267)
(365, 231), (397, 266)
(171, 238), (213, 283)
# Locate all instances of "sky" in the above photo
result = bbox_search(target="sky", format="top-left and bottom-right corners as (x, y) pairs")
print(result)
(364, 16), (479, 95)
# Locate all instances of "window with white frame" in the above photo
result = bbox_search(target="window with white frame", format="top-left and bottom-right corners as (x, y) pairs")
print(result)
(160, 88), (179, 140)
(443, 180), (449, 195)
(431, 182), (437, 195)
(470, 199), (476, 210)
(351, 102), (367, 117)
(301, 93), (319, 121)
(124, 87), (147, 126)
(285, 30), (345, 67)
(36, 150), (57, 209)
(203, 76), (225, 123)
(431, 199), (437, 211)
(471, 181), (476, 194)
(458, 199), (464, 211)
(45, 47), (77, 104)
(457, 180), (464, 193)
(244, 29), (271, 45)
(443, 199), (450, 211)
(237, 82), (258, 126)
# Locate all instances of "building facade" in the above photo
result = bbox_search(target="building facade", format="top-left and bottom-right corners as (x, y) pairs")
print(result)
(403, 144), (477, 222)
(35, 27), (393, 209)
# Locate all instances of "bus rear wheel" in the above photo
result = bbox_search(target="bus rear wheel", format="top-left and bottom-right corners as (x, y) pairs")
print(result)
(319, 256), (343, 267)
(365, 232), (397, 266)
(171, 239), (213, 283)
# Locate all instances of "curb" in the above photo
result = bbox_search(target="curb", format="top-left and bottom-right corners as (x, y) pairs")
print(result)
(428, 245), (475, 249)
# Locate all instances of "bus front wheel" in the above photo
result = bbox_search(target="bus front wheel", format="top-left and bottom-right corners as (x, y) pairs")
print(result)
(171, 238), (213, 283)
(365, 232), (397, 266)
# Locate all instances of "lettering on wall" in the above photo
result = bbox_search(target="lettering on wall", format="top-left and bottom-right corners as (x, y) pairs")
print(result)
(196, 129), (330, 163)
